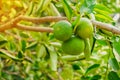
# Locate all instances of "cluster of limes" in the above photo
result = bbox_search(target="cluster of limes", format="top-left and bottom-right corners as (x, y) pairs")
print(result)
(53, 18), (93, 55)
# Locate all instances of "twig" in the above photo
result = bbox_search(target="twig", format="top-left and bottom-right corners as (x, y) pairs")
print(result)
(16, 24), (53, 33)
(91, 20), (120, 35)
(20, 16), (67, 23)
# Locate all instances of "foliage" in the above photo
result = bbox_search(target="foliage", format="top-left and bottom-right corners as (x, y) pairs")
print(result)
(0, 0), (120, 80)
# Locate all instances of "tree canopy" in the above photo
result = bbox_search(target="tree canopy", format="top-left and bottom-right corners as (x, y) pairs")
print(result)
(0, 0), (120, 80)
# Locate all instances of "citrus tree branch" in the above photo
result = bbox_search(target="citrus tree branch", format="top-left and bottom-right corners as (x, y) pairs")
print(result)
(0, 16), (120, 35)
(91, 20), (120, 35)
(16, 24), (53, 33)
(20, 16), (67, 23)
(0, 15), (22, 32)
(0, 16), (66, 32)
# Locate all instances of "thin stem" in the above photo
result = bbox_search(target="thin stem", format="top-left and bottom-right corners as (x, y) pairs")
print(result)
(16, 24), (53, 33)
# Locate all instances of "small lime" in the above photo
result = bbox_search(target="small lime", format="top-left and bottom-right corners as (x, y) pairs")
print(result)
(76, 18), (93, 39)
(53, 20), (73, 41)
(62, 36), (85, 55)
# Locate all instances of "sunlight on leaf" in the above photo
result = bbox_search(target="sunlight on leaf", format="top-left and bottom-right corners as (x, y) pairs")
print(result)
(80, 0), (96, 14)
(109, 58), (120, 71)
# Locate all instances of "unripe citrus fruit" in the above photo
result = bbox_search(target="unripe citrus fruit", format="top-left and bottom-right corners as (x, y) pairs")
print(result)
(53, 20), (72, 41)
(62, 36), (85, 55)
(76, 18), (93, 39)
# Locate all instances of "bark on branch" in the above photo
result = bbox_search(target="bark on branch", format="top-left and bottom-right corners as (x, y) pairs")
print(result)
(0, 15), (22, 32)
(20, 16), (67, 23)
(91, 20), (120, 35)
(0, 16), (120, 35)
(16, 24), (53, 33)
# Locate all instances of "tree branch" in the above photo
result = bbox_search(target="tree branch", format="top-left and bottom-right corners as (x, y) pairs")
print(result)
(0, 15), (22, 32)
(16, 24), (53, 33)
(91, 20), (120, 35)
(20, 16), (67, 23)
(1, 16), (120, 35)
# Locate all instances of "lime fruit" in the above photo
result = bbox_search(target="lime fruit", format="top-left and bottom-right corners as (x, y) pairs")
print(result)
(62, 36), (85, 55)
(53, 20), (72, 41)
(76, 18), (93, 39)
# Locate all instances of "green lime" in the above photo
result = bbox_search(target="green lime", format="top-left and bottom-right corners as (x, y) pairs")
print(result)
(53, 20), (72, 41)
(76, 18), (93, 39)
(62, 36), (85, 55)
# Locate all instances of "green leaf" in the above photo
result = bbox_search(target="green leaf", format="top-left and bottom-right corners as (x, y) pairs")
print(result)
(25, 2), (34, 15)
(90, 74), (101, 80)
(17, 51), (24, 59)
(97, 39), (107, 46)
(49, 46), (58, 71)
(0, 34), (6, 40)
(112, 37), (120, 56)
(72, 15), (80, 31)
(8, 41), (17, 51)
(60, 65), (73, 80)
(80, 0), (95, 14)
(72, 63), (80, 70)
(50, 3), (61, 16)
(0, 40), (7, 45)
(36, 0), (52, 16)
(85, 64), (100, 75)
(94, 4), (113, 22)
(21, 40), (26, 52)
(49, 51), (57, 71)
(94, 8), (110, 16)
(91, 37), (96, 53)
(41, 0), (52, 12)
(109, 58), (120, 71)
(108, 71), (120, 80)
(61, 55), (85, 61)
(95, 14), (112, 22)
(20, 32), (29, 38)
(62, 0), (73, 20)
(26, 41), (38, 50)
(94, 4), (112, 13)
(81, 76), (90, 80)
(94, 9), (113, 21)
(36, 0), (44, 15)
(0, 49), (21, 61)
(36, 45), (46, 58)
(100, 29), (113, 36)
